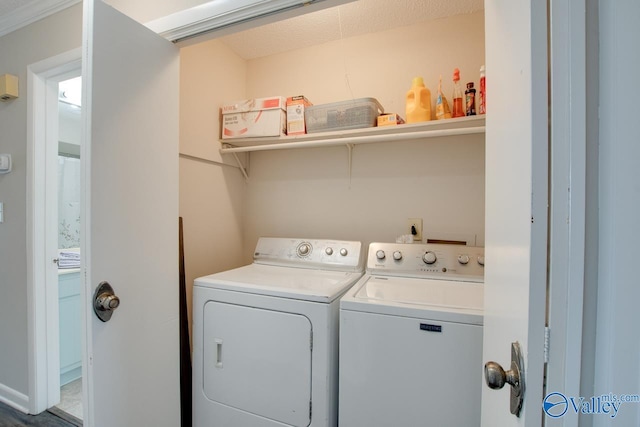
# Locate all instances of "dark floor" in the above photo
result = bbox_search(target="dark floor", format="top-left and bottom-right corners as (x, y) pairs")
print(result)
(0, 402), (79, 427)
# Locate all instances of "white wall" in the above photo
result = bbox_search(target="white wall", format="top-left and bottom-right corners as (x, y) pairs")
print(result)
(0, 4), (82, 406)
(246, 13), (485, 116)
(594, 0), (640, 425)
(241, 12), (485, 255)
(178, 39), (248, 333)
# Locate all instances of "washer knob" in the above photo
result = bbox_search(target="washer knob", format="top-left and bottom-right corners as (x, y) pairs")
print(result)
(477, 256), (485, 266)
(325, 247), (334, 255)
(422, 251), (437, 264)
(340, 248), (348, 256)
(393, 251), (403, 261)
(376, 250), (386, 260)
(458, 254), (470, 265)
(297, 243), (311, 257)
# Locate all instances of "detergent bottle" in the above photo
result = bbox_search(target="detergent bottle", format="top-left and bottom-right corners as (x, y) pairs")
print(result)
(405, 77), (431, 123)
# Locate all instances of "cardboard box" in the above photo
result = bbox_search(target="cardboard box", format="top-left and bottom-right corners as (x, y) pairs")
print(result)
(286, 96), (313, 135)
(221, 96), (286, 139)
(377, 113), (405, 127)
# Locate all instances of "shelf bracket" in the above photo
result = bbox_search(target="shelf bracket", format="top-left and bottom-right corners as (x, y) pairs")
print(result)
(347, 143), (354, 185)
(233, 152), (249, 182)
(223, 143), (249, 181)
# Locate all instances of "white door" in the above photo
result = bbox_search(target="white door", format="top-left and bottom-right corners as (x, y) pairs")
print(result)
(481, 1), (548, 426)
(81, 1), (180, 426)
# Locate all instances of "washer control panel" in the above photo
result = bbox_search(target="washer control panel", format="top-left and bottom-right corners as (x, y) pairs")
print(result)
(367, 242), (484, 282)
(253, 237), (363, 271)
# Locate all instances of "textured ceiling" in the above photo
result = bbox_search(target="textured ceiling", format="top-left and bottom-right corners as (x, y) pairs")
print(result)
(0, 0), (484, 59)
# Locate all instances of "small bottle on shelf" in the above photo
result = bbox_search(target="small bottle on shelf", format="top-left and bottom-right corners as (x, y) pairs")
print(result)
(435, 75), (452, 120)
(465, 82), (476, 116)
(452, 68), (465, 118)
(479, 65), (486, 114)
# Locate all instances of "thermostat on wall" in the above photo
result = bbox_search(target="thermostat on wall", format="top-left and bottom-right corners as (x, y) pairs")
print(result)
(0, 154), (12, 174)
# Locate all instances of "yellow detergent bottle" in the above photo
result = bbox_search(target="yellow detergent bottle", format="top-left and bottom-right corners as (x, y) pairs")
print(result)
(406, 77), (431, 123)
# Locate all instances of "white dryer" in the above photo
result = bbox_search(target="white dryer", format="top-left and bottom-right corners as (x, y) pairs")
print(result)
(193, 237), (363, 427)
(339, 242), (485, 427)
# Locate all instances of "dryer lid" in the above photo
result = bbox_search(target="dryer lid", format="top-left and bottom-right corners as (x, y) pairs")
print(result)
(195, 264), (363, 303)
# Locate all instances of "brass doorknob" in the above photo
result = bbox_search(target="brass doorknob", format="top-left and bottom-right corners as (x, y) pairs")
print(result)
(484, 361), (520, 390)
(484, 342), (525, 417)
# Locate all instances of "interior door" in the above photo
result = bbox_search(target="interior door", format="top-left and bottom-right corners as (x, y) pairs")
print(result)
(81, 1), (180, 426)
(481, 0), (548, 425)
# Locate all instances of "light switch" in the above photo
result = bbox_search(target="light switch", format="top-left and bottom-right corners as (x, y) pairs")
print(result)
(0, 154), (11, 174)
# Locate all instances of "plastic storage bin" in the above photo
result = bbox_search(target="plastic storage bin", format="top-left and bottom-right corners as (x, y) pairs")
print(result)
(305, 98), (384, 133)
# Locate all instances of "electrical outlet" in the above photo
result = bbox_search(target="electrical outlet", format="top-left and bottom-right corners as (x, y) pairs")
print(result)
(407, 218), (423, 241)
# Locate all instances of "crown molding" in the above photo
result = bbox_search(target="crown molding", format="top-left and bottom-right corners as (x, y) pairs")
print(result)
(146, 0), (355, 43)
(0, 0), (81, 38)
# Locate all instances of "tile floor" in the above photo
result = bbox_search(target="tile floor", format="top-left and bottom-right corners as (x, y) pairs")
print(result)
(55, 379), (82, 421)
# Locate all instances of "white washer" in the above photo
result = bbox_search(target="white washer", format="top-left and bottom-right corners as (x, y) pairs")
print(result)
(193, 237), (363, 427)
(339, 242), (485, 427)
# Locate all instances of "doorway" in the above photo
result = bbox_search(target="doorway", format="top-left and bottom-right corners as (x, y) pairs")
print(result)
(26, 48), (86, 423)
(54, 76), (83, 422)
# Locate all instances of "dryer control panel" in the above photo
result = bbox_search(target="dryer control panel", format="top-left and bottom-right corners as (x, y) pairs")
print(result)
(367, 242), (484, 282)
(253, 237), (363, 272)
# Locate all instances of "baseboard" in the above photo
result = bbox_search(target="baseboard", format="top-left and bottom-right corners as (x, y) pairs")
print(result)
(0, 382), (29, 414)
(61, 366), (82, 387)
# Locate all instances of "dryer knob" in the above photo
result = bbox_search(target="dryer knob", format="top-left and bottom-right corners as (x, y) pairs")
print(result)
(393, 251), (403, 261)
(325, 247), (334, 255)
(458, 254), (470, 265)
(340, 248), (348, 256)
(477, 256), (485, 266)
(297, 243), (311, 257)
(376, 250), (386, 260)
(422, 251), (437, 264)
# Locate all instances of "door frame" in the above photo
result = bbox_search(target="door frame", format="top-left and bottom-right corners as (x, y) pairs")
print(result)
(546, 1), (588, 425)
(26, 47), (83, 415)
(21, 0), (590, 422)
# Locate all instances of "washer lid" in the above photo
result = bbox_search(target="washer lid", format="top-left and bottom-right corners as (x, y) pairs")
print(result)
(341, 275), (484, 324)
(195, 264), (364, 303)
